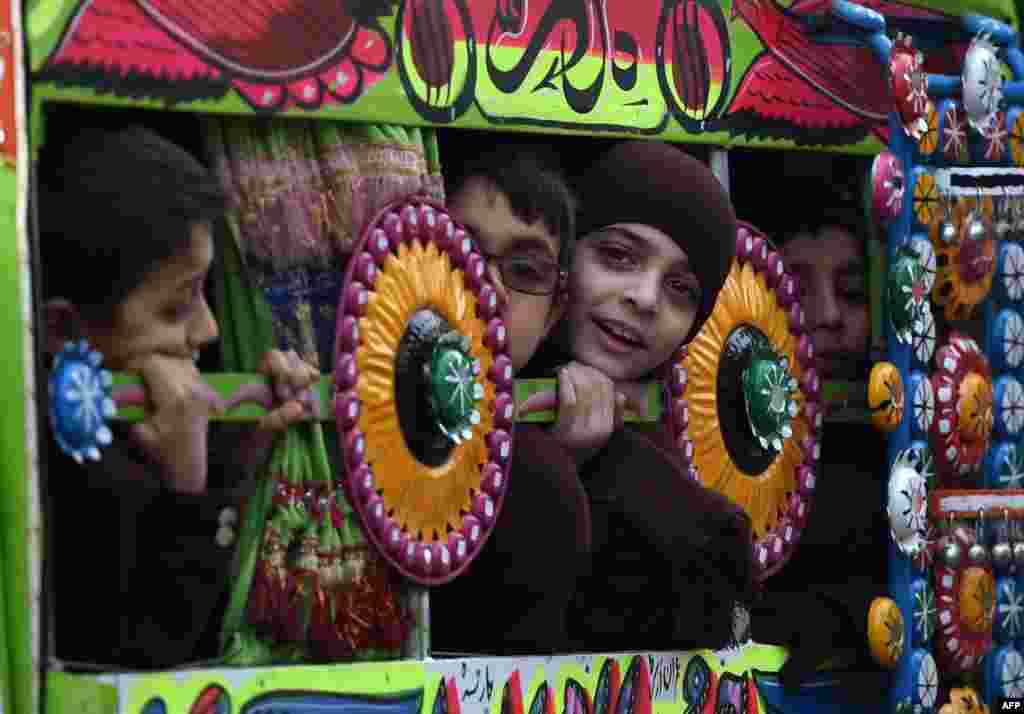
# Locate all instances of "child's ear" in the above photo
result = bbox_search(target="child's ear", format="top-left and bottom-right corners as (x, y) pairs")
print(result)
(42, 299), (82, 356)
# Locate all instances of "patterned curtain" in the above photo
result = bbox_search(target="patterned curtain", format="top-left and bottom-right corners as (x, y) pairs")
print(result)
(205, 118), (444, 663)
(207, 119), (444, 372)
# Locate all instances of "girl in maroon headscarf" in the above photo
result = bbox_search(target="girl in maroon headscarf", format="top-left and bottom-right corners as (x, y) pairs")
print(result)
(526, 140), (755, 651)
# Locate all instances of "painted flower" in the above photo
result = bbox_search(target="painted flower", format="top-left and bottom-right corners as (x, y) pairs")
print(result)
(962, 33), (1004, 131)
(962, 375), (995, 445)
(931, 335), (994, 480)
(1003, 242), (1024, 302)
(885, 608), (905, 662)
(999, 581), (1024, 639)
(1003, 649), (1024, 698)
(914, 172), (940, 228)
(932, 196), (996, 321)
(743, 353), (799, 452)
(65, 364), (110, 441)
(937, 106), (962, 161)
(913, 524), (938, 571)
(944, 104), (969, 161)
(48, 340), (116, 463)
(888, 448), (930, 557)
(870, 362), (905, 432)
(445, 358), (475, 411)
(998, 445), (1024, 487)
(912, 237), (937, 292)
(914, 584), (937, 643)
(914, 375), (935, 433)
(980, 59), (1005, 114)
(890, 35), (931, 140)
(1004, 311), (1024, 368)
(903, 474), (928, 536)
(917, 653), (939, 709)
(1000, 378), (1024, 435)
(913, 306), (937, 366)
(889, 248), (928, 345)
(936, 529), (997, 673)
(428, 333), (484, 445)
(986, 113), (1009, 162)
(872, 152), (905, 222)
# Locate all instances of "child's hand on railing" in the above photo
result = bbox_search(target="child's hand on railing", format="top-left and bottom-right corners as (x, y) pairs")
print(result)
(255, 349), (321, 433)
(123, 353), (223, 495)
(120, 349), (318, 493)
(613, 378), (656, 421)
(548, 362), (623, 467)
(47, 339), (666, 467)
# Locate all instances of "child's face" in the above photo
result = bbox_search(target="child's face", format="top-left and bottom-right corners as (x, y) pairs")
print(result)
(449, 178), (564, 372)
(80, 223), (219, 370)
(781, 225), (870, 380)
(566, 223), (700, 381)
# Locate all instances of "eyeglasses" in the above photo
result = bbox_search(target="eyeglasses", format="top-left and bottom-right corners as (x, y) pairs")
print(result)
(481, 251), (566, 296)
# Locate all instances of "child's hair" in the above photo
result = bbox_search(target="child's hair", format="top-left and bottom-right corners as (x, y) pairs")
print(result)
(776, 180), (866, 248)
(448, 145), (576, 270)
(39, 125), (226, 320)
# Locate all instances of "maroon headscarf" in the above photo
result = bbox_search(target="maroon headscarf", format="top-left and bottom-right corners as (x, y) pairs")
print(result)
(575, 141), (736, 342)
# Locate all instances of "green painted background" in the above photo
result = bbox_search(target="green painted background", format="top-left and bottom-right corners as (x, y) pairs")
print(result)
(0, 157), (31, 714)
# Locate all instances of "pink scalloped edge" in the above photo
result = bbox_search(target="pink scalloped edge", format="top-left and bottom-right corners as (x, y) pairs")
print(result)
(930, 333), (992, 482)
(933, 527), (993, 674)
(333, 194), (514, 585)
(667, 221), (822, 582)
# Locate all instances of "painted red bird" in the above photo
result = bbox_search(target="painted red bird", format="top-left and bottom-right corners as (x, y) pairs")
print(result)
(726, 0), (957, 143)
(39, 0), (395, 110)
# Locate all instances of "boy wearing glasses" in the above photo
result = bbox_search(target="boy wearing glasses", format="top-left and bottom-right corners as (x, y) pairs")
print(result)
(446, 149), (571, 371)
(431, 147), (594, 654)
(449, 150), (630, 469)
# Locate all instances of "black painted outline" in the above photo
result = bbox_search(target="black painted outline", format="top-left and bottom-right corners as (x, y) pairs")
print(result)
(396, 0), (477, 123)
(655, 0), (732, 132)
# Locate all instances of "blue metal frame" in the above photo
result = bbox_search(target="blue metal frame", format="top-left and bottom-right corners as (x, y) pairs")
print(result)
(832, 1), (1024, 708)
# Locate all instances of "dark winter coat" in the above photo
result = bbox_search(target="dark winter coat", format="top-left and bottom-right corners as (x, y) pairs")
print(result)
(431, 424), (591, 655)
(431, 392), (754, 654)
(47, 423), (259, 669)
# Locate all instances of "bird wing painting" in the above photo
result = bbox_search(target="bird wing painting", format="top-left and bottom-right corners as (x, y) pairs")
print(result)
(723, 0), (958, 144)
(724, 51), (877, 145)
(37, 0), (396, 110)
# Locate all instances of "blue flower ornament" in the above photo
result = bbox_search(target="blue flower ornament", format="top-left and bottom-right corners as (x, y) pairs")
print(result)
(48, 340), (115, 463)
